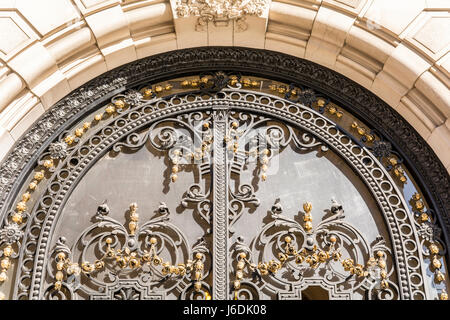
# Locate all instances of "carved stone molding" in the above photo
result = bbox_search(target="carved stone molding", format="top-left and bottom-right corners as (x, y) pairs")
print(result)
(175, 0), (269, 31)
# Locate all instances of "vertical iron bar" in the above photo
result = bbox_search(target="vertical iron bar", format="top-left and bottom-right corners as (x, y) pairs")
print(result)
(212, 106), (229, 300)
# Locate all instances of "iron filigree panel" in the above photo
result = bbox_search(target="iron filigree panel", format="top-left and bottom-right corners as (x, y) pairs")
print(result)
(3, 85), (432, 300)
(0, 50), (447, 300)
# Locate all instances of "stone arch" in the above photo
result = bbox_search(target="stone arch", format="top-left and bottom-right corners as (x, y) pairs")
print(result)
(0, 0), (448, 172)
(0, 48), (448, 300)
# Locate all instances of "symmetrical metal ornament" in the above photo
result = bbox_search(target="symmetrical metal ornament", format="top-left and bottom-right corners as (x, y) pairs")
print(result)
(46, 202), (210, 300)
(0, 52), (448, 300)
(231, 200), (396, 300)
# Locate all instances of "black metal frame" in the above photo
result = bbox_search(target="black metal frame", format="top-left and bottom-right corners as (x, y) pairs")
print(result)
(0, 46), (448, 267)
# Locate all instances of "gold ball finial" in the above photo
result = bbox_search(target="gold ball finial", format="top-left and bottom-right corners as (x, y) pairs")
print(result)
(195, 252), (203, 260)
(150, 237), (157, 244)
(56, 252), (66, 260)
(303, 202), (312, 213)
(429, 244), (439, 255)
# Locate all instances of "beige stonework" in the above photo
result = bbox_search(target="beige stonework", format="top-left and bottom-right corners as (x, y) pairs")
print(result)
(0, 0), (448, 171)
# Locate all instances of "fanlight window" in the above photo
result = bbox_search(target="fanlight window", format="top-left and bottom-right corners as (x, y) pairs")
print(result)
(0, 72), (448, 301)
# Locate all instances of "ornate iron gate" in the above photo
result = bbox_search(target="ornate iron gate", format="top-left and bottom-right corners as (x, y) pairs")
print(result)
(0, 49), (448, 300)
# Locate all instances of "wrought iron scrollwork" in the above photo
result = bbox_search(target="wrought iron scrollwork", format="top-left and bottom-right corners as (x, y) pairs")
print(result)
(1, 70), (446, 300)
(44, 202), (211, 300)
(231, 199), (399, 300)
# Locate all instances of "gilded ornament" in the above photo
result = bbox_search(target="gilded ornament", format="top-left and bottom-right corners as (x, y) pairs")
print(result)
(332, 251), (341, 261)
(129, 257), (140, 268)
(440, 290), (448, 300)
(295, 255), (304, 264)
(389, 157), (398, 166)
(318, 251), (329, 263)
(429, 244), (439, 255)
(16, 201), (26, 212)
(34, 170), (45, 181)
(105, 105), (115, 114)
(64, 135), (75, 145)
(432, 257), (442, 269)
(278, 252), (288, 262)
(1, 258), (10, 269)
(56, 252), (66, 260)
(317, 99), (325, 107)
(67, 263), (81, 276)
(0, 271), (7, 282)
(54, 281), (62, 291)
(304, 221), (313, 232)
(94, 113), (103, 121)
(11, 213), (22, 224)
(194, 281), (202, 292)
(22, 192), (31, 202)
(55, 271), (64, 281)
(43, 159), (54, 168)
(3, 245), (13, 257)
(82, 262), (94, 272)
(342, 258), (354, 271)
(75, 128), (84, 137)
(115, 100), (126, 108)
(178, 264), (186, 276)
(435, 270), (445, 282)
(303, 202), (312, 213)
(152, 256), (162, 266)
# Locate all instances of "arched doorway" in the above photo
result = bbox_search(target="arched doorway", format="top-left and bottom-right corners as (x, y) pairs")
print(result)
(0, 48), (448, 300)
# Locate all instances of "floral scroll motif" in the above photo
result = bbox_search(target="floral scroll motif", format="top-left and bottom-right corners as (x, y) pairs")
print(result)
(231, 199), (399, 300)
